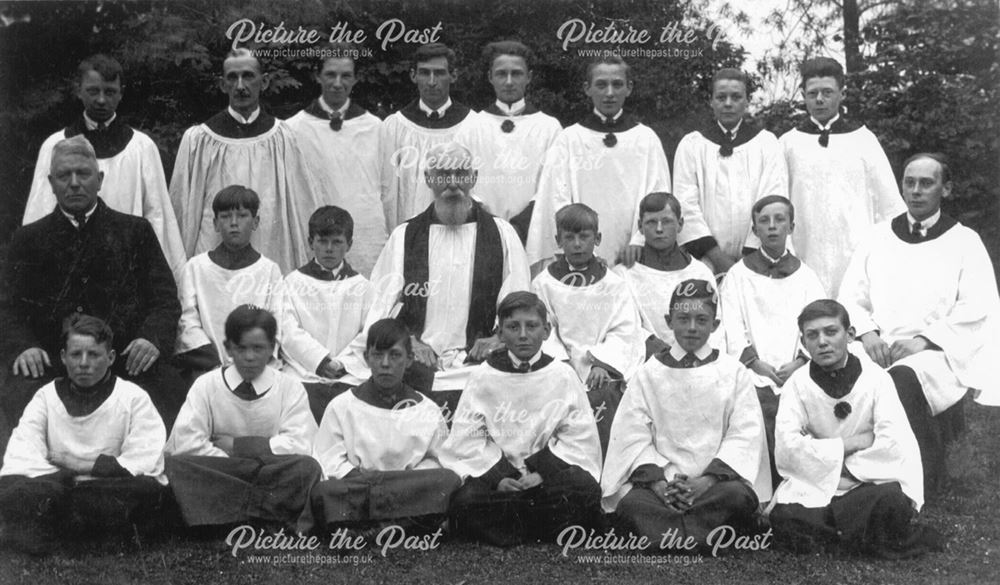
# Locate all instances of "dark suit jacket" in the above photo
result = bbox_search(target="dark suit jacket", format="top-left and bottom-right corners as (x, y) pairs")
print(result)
(1, 198), (180, 361)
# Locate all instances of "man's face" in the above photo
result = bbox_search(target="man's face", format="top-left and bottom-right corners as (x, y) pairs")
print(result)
(640, 207), (682, 251)
(710, 79), (748, 130)
(556, 228), (601, 267)
(800, 316), (855, 370)
(77, 70), (122, 123)
(62, 333), (115, 388)
(425, 164), (477, 204)
(49, 152), (103, 214)
(222, 55), (267, 115)
(802, 76), (843, 124)
(310, 233), (351, 270)
(489, 54), (531, 105)
(499, 308), (551, 362)
(225, 326), (273, 382)
(585, 64), (632, 118)
(901, 158), (950, 222)
(317, 58), (356, 110)
(410, 56), (455, 110)
(213, 206), (258, 249)
(365, 339), (412, 391)
(751, 202), (794, 255)
(668, 298), (719, 354)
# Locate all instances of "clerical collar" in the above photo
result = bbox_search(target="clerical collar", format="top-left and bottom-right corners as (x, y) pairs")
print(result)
(495, 99), (526, 116)
(908, 209), (941, 234)
(319, 96), (350, 117)
(224, 365), (275, 398)
(420, 98), (452, 118)
(669, 343), (713, 362)
(228, 106), (261, 125)
(60, 202), (98, 228)
(209, 243), (261, 270)
(84, 111), (116, 130)
(810, 113), (840, 131)
(717, 118), (742, 137)
(808, 353), (861, 399)
(593, 107), (622, 124)
(508, 349), (542, 370)
(760, 246), (788, 264)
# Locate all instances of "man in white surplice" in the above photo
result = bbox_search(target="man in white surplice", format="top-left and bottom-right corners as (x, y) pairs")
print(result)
(169, 48), (323, 274)
(838, 153), (1000, 494)
(366, 141), (530, 413)
(285, 46), (386, 277)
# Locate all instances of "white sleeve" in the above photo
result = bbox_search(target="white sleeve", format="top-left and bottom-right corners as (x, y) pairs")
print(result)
(175, 259), (213, 354)
(0, 389), (59, 478)
(311, 400), (356, 479)
(268, 379), (319, 456)
(116, 389), (167, 478)
(164, 378), (228, 457)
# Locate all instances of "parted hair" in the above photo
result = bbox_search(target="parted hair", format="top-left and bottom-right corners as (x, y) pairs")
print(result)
(366, 318), (413, 354)
(586, 55), (632, 83)
(555, 203), (599, 233)
(638, 192), (682, 223)
(669, 278), (719, 317)
(711, 68), (750, 94)
(413, 43), (457, 71)
(799, 57), (844, 89)
(212, 185), (260, 216)
(78, 54), (123, 84)
(797, 299), (851, 332)
(751, 195), (795, 224)
(903, 152), (952, 184)
(61, 313), (114, 351)
(225, 304), (278, 345)
(483, 40), (534, 69)
(497, 291), (548, 325)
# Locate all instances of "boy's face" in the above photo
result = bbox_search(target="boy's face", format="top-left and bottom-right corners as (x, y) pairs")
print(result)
(709, 79), (747, 129)
(411, 56), (455, 110)
(667, 298), (719, 354)
(317, 58), (356, 110)
(365, 339), (412, 391)
(640, 207), (682, 251)
(214, 206), (258, 248)
(489, 54), (531, 105)
(802, 76), (843, 124)
(585, 64), (632, 118)
(225, 326), (273, 381)
(77, 70), (122, 123)
(901, 158), (950, 222)
(61, 333), (115, 388)
(499, 308), (551, 362)
(751, 202), (793, 254)
(555, 228), (601, 267)
(310, 233), (351, 270)
(800, 316), (855, 370)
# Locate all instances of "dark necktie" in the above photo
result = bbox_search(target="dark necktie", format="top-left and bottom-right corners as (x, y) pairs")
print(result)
(233, 380), (256, 400)
(329, 111), (343, 131)
(515, 360), (531, 373)
(912, 221), (923, 239)
(719, 129), (735, 157)
(73, 211), (88, 230)
(427, 110), (441, 121)
(818, 128), (830, 148)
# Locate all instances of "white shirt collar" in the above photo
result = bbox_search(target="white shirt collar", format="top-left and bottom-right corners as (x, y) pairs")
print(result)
(84, 112), (116, 130)
(760, 246), (789, 264)
(419, 98), (452, 118)
(228, 106), (261, 125)
(319, 96), (350, 117)
(593, 107), (623, 124)
(224, 364), (276, 395)
(810, 112), (840, 131)
(60, 202), (98, 226)
(668, 342), (713, 362)
(314, 258), (343, 276)
(907, 209), (941, 234)
(508, 349), (542, 369)
(495, 99), (526, 116)
(717, 118), (742, 137)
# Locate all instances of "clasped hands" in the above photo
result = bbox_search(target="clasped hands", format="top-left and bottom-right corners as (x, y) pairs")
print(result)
(648, 473), (717, 512)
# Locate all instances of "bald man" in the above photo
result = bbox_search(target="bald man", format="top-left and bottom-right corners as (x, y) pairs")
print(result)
(366, 141), (530, 412)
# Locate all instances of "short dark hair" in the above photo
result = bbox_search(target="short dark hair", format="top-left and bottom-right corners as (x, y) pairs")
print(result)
(711, 68), (749, 95)
(669, 279), (718, 318)
(797, 299), (851, 332)
(638, 192), (682, 224)
(78, 54), (123, 84)
(61, 313), (114, 351)
(413, 43), (456, 71)
(308, 205), (354, 242)
(212, 185), (260, 216)
(903, 152), (952, 184)
(366, 318), (413, 354)
(497, 291), (548, 324)
(483, 40), (534, 70)
(586, 55), (631, 83)
(555, 203), (599, 233)
(799, 57), (844, 89)
(318, 43), (359, 70)
(751, 195), (795, 224)
(225, 304), (278, 345)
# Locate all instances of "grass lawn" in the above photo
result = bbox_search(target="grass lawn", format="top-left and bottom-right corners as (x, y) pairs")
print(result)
(1, 400), (997, 585)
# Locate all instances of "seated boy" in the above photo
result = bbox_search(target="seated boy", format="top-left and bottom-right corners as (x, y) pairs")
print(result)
(615, 192), (717, 356)
(602, 279), (771, 550)
(441, 292), (603, 547)
(770, 300), (942, 557)
(279, 206), (374, 422)
(719, 195), (825, 486)
(164, 305), (320, 531)
(310, 319), (460, 533)
(175, 185), (284, 377)
(0, 315), (167, 554)
(531, 203), (644, 455)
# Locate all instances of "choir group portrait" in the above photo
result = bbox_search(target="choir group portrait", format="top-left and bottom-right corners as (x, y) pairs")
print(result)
(0, 1), (997, 583)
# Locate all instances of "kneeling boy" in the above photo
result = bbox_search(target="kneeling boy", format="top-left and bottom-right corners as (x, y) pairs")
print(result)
(165, 305), (320, 531)
(602, 279), (771, 550)
(770, 299), (942, 557)
(441, 292), (603, 547)
(310, 319), (459, 533)
(0, 315), (167, 553)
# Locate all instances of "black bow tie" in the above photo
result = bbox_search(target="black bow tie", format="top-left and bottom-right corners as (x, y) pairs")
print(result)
(515, 360), (531, 372)
(818, 128), (830, 147)
(501, 119), (515, 133)
(427, 110), (441, 120)
(233, 380), (257, 400)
